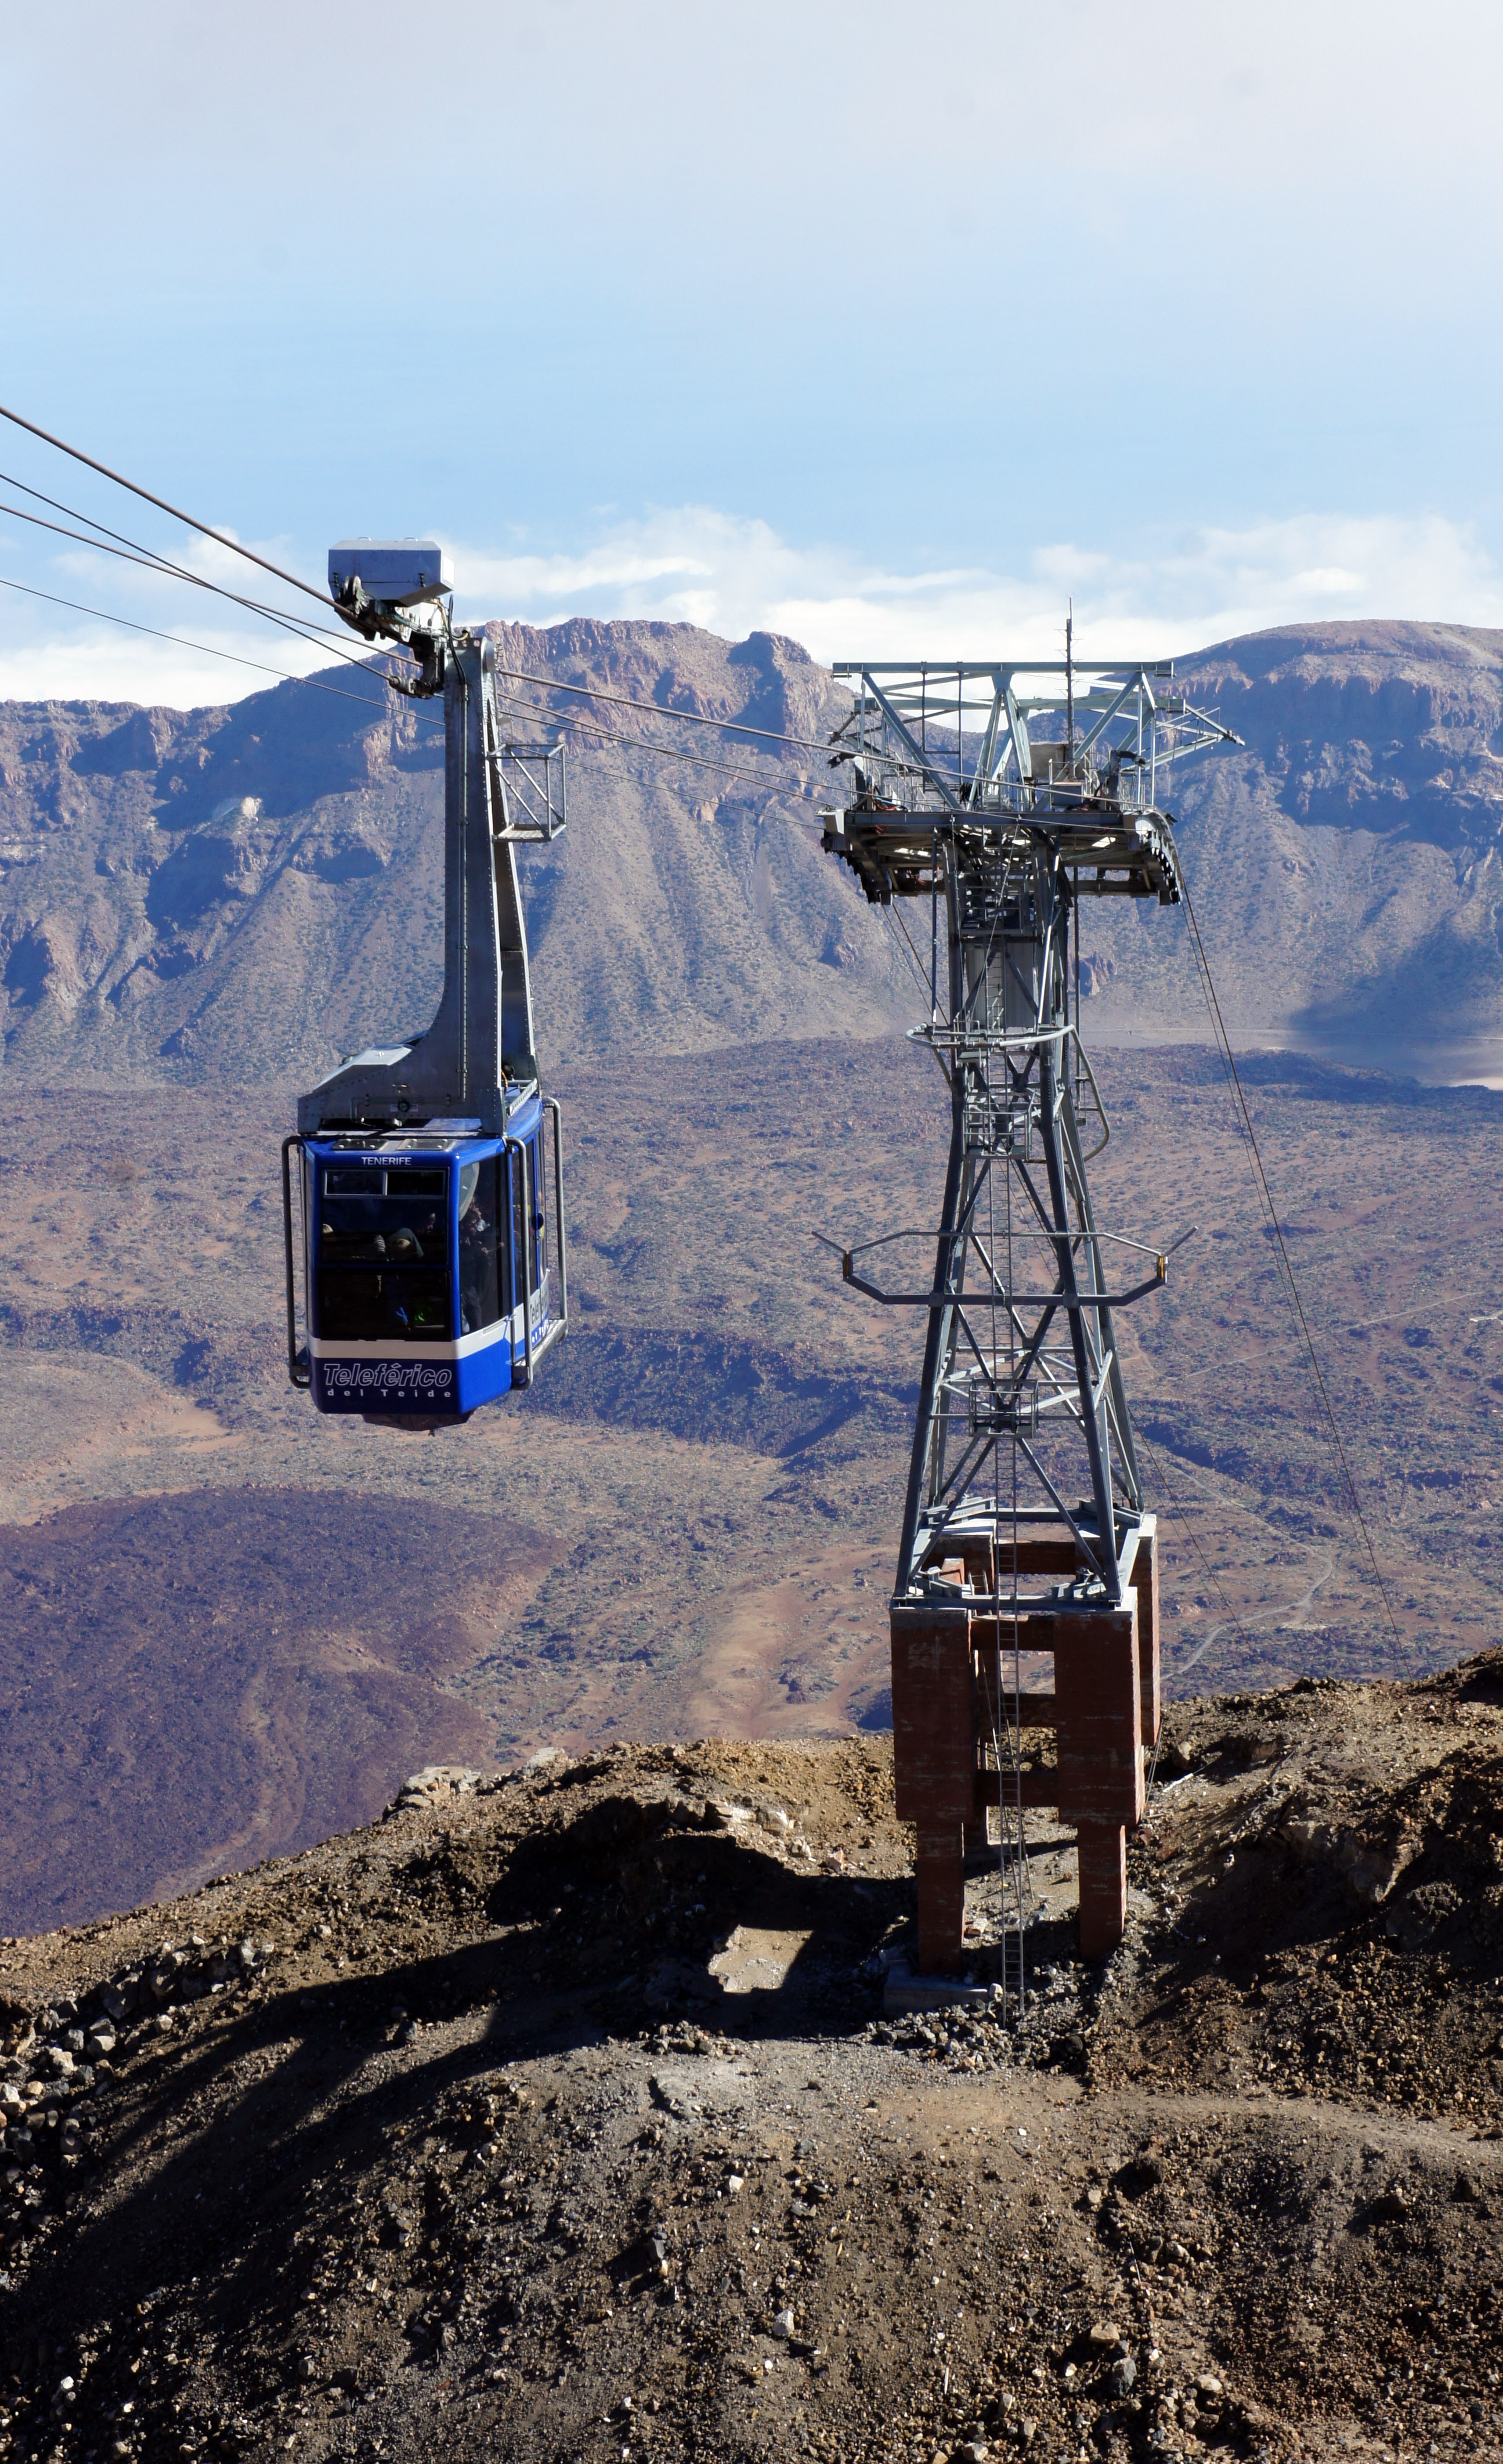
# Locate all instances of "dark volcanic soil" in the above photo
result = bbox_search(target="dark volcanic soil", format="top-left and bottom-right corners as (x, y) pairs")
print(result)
(2, 1654), (1501, 2464)
(0, 1491), (559, 1936)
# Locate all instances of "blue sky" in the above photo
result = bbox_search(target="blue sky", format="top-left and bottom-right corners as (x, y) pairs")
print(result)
(5, 0), (1503, 702)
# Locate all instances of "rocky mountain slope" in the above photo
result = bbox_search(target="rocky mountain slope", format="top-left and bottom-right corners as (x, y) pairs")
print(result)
(1090, 622), (1503, 1069)
(1, 1650), (1500, 2464)
(5, 619), (1503, 1085)
(0, 620), (904, 1085)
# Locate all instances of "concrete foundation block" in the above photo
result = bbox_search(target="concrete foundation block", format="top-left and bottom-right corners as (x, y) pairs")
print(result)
(1076, 1820), (1128, 1959)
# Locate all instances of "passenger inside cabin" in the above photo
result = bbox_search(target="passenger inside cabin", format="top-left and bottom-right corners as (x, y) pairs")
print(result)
(458, 1193), (499, 1332)
(386, 1205), (442, 1264)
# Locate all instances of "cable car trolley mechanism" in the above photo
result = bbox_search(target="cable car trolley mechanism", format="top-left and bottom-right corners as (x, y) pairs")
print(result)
(281, 540), (568, 1426)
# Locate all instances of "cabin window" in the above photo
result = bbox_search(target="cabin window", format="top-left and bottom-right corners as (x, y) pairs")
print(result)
(457, 1157), (503, 1333)
(317, 1265), (451, 1341)
(530, 1134), (547, 1280)
(319, 1167), (447, 1258)
(315, 1164), (453, 1342)
(510, 1146), (530, 1309)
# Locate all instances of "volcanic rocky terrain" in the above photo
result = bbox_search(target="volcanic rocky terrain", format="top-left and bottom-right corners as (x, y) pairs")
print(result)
(2, 1651), (1501, 2464)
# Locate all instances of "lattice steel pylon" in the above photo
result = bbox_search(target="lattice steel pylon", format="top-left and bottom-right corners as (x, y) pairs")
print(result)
(820, 651), (1238, 1983)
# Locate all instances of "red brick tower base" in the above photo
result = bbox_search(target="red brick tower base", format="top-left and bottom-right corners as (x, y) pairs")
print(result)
(889, 1522), (1159, 1969)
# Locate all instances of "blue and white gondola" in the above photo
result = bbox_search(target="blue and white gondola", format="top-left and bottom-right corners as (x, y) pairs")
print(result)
(287, 1098), (565, 1420)
(280, 539), (568, 1425)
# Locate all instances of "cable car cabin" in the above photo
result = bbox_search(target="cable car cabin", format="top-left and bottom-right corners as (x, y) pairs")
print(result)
(284, 1100), (565, 1423)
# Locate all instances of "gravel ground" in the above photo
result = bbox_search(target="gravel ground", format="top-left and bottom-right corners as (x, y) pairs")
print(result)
(1, 1659), (1501, 2464)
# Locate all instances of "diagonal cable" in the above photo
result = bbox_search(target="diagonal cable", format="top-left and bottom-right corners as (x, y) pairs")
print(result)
(1177, 880), (1402, 1654)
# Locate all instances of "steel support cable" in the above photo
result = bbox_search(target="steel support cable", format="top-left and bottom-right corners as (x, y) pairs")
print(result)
(489, 661), (840, 757)
(1128, 1409), (1252, 1657)
(0, 400), (337, 609)
(0, 402), (879, 780)
(489, 685), (818, 795)
(0, 403), (1017, 823)
(0, 416), (847, 757)
(3, 463), (847, 766)
(0, 578), (838, 783)
(0, 474), (379, 665)
(879, 905), (935, 1012)
(0, 460), (229, 575)
(0, 495), (225, 579)
(0, 573), (438, 725)
(555, 747), (818, 835)
(523, 746), (885, 885)
(1177, 897), (1321, 1319)
(0, 405), (443, 715)
(1129, 1409), (1250, 1799)
(1178, 882), (1403, 1653)
(888, 894), (945, 1012)
(0, 495), (416, 686)
(884, 907), (930, 1004)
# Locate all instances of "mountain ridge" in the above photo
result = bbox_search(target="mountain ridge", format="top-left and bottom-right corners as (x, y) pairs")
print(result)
(0, 618), (902, 1085)
(6, 615), (1503, 1087)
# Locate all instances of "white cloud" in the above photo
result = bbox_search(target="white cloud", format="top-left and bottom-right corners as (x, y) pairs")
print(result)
(0, 524), (368, 708)
(459, 504), (1503, 668)
(6, 504), (1503, 708)
(0, 609), (354, 710)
